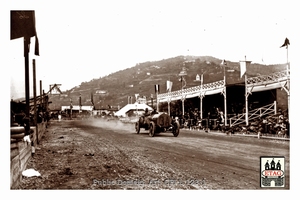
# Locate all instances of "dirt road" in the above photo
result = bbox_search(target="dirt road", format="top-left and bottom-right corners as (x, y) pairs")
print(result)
(18, 118), (290, 189)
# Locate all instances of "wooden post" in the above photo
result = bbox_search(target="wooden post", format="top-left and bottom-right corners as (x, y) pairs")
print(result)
(181, 78), (184, 118)
(33, 59), (38, 144)
(156, 92), (159, 112)
(167, 100), (170, 116)
(24, 37), (30, 134)
(245, 73), (249, 126)
(151, 94), (153, 108)
(70, 99), (73, 120)
(43, 89), (45, 110)
(40, 80), (43, 107)
(240, 57), (251, 126)
(224, 88), (227, 126)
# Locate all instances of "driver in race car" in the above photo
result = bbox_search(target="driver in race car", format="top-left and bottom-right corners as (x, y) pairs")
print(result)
(142, 108), (150, 124)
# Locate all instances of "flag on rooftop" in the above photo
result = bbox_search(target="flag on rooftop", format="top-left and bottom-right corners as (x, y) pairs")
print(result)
(280, 38), (290, 48)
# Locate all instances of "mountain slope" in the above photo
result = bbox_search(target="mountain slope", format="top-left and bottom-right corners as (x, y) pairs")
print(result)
(48, 55), (286, 110)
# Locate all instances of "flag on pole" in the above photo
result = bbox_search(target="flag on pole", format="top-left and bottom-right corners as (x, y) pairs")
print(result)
(166, 81), (173, 92)
(182, 77), (187, 89)
(239, 61), (246, 78)
(135, 94), (139, 100)
(220, 59), (227, 66)
(280, 37), (290, 48)
(239, 61), (251, 78)
(195, 74), (203, 85)
(154, 84), (160, 93)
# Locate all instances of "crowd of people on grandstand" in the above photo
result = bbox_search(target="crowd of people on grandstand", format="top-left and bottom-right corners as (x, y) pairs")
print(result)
(166, 106), (289, 137)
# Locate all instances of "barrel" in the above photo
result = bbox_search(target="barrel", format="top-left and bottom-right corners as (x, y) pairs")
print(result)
(11, 126), (25, 140)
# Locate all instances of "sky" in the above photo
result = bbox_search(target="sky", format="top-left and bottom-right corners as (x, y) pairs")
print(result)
(6, 0), (299, 99)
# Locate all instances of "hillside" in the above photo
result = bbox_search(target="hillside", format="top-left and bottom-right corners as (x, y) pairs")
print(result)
(48, 55), (286, 110)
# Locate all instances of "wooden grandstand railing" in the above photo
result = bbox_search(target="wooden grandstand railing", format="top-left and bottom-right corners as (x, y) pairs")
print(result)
(158, 80), (224, 99)
(229, 101), (276, 127)
(246, 70), (288, 86)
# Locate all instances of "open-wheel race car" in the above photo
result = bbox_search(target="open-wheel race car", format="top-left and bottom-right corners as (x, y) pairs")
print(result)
(135, 112), (180, 137)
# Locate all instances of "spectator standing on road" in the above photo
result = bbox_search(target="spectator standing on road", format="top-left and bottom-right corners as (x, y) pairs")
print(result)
(218, 111), (225, 131)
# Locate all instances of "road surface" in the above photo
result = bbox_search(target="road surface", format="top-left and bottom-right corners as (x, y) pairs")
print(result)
(19, 118), (290, 189)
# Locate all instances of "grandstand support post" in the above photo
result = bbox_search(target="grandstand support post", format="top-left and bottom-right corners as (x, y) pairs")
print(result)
(156, 94), (159, 112)
(242, 57), (251, 126)
(200, 74), (203, 119)
(245, 74), (249, 126)
(179, 67), (187, 118)
(195, 74), (204, 119)
(222, 74), (227, 126)
(223, 88), (227, 126)
(40, 80), (43, 106)
(274, 100), (277, 115)
(200, 95), (203, 120)
(181, 97), (185, 119)
(286, 62), (290, 120)
(167, 91), (171, 116)
(70, 98), (73, 120)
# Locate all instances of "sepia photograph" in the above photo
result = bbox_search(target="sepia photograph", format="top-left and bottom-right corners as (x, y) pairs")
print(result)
(5, 0), (299, 198)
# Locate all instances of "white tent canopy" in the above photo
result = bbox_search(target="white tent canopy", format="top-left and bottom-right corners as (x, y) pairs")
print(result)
(114, 103), (153, 117)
